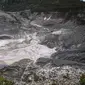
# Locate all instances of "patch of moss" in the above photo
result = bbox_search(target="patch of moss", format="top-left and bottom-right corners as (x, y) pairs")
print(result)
(0, 76), (14, 85)
(80, 74), (85, 85)
(51, 80), (58, 85)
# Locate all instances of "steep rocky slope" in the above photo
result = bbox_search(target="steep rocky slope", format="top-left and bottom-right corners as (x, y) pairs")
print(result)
(0, 9), (85, 85)
(1, 58), (85, 85)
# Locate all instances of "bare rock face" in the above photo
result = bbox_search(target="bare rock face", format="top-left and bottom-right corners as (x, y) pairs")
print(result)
(0, 58), (85, 85)
(0, 60), (7, 69)
(0, 11), (20, 37)
(0, 59), (32, 81)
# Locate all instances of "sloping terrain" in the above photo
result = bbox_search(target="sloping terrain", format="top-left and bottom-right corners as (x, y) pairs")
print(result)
(0, 0), (84, 11)
(0, 9), (85, 85)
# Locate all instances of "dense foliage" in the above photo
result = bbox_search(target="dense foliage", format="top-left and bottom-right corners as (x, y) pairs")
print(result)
(0, 76), (14, 85)
(80, 74), (85, 85)
(0, 0), (84, 11)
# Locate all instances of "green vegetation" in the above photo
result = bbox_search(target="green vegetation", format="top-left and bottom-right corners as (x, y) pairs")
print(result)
(0, 76), (14, 85)
(51, 80), (58, 85)
(80, 74), (85, 85)
(0, 0), (84, 11)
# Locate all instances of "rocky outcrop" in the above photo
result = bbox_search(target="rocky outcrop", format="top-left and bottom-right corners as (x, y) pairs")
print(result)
(0, 59), (32, 81)
(0, 58), (85, 85)
(0, 60), (7, 69)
